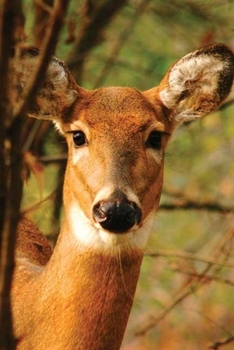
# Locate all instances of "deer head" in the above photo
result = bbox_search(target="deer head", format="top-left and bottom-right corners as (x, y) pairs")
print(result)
(13, 44), (234, 253)
(12, 44), (234, 350)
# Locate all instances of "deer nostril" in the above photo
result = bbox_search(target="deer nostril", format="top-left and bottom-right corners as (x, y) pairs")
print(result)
(93, 197), (142, 234)
(93, 207), (107, 223)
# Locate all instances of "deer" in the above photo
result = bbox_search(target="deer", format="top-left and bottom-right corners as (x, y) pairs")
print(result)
(11, 43), (234, 350)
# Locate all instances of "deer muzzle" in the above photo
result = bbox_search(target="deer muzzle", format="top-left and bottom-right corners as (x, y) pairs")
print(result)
(93, 190), (142, 234)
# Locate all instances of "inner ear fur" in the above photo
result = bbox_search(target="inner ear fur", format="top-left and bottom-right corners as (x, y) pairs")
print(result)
(11, 47), (79, 123)
(158, 44), (234, 123)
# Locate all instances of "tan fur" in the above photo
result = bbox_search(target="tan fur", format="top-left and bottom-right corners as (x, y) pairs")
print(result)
(12, 236), (142, 350)
(16, 217), (52, 266)
(12, 44), (234, 349)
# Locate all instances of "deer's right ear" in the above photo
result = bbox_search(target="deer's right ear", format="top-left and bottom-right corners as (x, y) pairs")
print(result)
(158, 44), (234, 124)
(13, 47), (79, 128)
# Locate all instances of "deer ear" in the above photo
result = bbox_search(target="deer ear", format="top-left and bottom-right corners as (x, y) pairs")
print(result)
(13, 47), (78, 124)
(158, 44), (234, 124)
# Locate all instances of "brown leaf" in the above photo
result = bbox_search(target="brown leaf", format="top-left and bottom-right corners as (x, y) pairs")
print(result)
(23, 151), (44, 198)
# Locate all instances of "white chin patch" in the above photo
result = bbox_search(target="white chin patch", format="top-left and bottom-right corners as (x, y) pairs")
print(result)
(68, 203), (155, 253)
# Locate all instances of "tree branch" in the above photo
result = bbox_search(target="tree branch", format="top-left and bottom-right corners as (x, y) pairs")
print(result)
(66, 0), (128, 83)
(159, 200), (234, 213)
(0, 1), (25, 348)
(93, 0), (151, 88)
(0, 1), (70, 348)
(208, 336), (234, 350)
(160, 188), (234, 213)
(13, 0), (71, 119)
(34, 0), (54, 47)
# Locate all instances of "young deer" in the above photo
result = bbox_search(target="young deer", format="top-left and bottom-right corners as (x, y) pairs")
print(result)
(12, 44), (234, 350)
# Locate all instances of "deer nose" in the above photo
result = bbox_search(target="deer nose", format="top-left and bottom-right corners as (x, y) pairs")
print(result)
(93, 191), (142, 233)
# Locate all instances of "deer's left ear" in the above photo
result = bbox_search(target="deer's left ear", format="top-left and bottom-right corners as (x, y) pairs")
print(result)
(158, 44), (234, 124)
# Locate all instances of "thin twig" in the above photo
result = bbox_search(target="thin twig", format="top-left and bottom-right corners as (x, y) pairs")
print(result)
(169, 265), (234, 287)
(22, 119), (43, 152)
(39, 154), (67, 163)
(93, 0), (151, 88)
(21, 192), (56, 215)
(208, 336), (234, 349)
(146, 250), (234, 268)
(34, 0), (53, 15)
(67, 0), (128, 83)
(159, 200), (234, 213)
(134, 226), (234, 337)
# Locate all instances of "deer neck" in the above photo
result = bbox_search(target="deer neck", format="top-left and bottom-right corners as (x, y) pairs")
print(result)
(26, 209), (144, 350)
(14, 171), (158, 349)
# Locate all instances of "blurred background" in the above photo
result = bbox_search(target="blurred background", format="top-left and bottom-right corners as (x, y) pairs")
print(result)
(20, 1), (234, 349)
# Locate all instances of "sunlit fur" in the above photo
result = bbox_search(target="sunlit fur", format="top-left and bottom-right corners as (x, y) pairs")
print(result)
(67, 201), (156, 253)
(159, 45), (234, 124)
(12, 44), (234, 350)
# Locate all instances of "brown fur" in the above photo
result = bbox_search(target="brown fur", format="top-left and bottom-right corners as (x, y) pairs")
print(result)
(13, 232), (142, 349)
(11, 44), (234, 350)
(16, 217), (52, 266)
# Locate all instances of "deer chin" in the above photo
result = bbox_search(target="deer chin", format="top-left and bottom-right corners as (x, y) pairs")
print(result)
(68, 202), (154, 253)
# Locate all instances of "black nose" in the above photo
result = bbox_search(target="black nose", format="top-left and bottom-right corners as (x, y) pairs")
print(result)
(93, 191), (142, 233)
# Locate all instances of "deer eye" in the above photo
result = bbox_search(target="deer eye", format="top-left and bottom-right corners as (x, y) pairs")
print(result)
(147, 131), (162, 150)
(72, 131), (87, 147)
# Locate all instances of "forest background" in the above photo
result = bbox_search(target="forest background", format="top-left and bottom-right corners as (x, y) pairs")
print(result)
(1, 1), (234, 349)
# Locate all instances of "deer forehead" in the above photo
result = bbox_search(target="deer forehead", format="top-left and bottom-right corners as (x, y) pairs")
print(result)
(67, 86), (169, 135)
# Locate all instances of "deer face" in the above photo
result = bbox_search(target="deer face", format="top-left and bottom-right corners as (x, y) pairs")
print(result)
(61, 87), (171, 248)
(14, 44), (234, 251)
